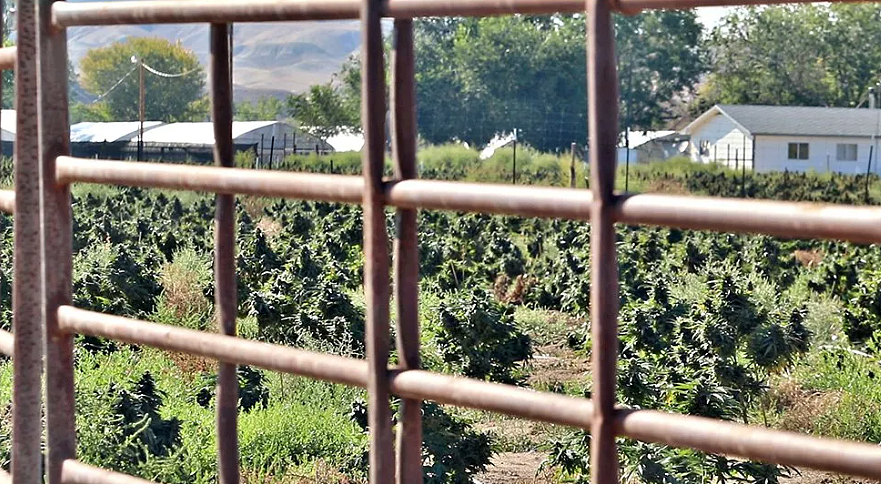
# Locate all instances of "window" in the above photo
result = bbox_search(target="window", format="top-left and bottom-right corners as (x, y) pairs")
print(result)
(699, 140), (710, 156)
(837, 143), (858, 161)
(788, 142), (809, 160)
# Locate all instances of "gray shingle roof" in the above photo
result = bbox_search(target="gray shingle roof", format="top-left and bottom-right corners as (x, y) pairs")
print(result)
(717, 104), (881, 137)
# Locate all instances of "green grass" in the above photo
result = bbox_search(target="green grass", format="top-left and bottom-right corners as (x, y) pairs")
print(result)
(764, 350), (881, 443)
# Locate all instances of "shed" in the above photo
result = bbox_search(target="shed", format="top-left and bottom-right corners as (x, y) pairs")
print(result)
(1, 109), (15, 141)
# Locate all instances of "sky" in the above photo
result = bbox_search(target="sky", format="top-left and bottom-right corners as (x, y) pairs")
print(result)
(695, 6), (733, 28)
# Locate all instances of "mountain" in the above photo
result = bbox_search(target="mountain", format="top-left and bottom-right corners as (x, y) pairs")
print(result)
(68, 20), (361, 100)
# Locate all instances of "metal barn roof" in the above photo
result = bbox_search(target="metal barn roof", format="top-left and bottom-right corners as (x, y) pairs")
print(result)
(138, 121), (283, 144)
(684, 104), (881, 138)
(70, 121), (163, 142)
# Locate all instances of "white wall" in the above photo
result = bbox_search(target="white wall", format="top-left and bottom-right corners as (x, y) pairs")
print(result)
(688, 113), (754, 169)
(754, 135), (877, 174)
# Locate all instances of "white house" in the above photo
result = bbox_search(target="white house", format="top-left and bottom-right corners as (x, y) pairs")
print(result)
(683, 104), (881, 174)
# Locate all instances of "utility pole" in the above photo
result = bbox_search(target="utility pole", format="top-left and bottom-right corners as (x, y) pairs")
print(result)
(512, 128), (518, 184)
(134, 56), (145, 162)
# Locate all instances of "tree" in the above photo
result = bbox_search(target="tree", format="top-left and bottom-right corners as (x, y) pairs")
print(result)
(79, 37), (205, 122)
(286, 83), (358, 144)
(235, 96), (285, 121)
(701, 4), (881, 109)
(335, 14), (703, 152)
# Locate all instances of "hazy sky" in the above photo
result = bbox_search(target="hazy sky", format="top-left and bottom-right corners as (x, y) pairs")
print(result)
(695, 6), (733, 28)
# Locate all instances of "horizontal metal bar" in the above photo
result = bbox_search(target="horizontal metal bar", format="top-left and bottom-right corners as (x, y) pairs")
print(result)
(0, 190), (13, 214)
(0, 329), (12, 356)
(388, 179), (593, 219)
(614, 193), (881, 245)
(0, 468), (9, 484)
(389, 369), (594, 429)
(58, 306), (881, 479)
(50, 0), (875, 26)
(0, 47), (15, 71)
(57, 306), (368, 387)
(61, 460), (156, 484)
(55, 158), (881, 243)
(616, 409), (881, 481)
(55, 157), (362, 203)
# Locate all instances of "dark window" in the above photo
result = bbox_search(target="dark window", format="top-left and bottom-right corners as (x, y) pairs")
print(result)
(788, 142), (809, 160)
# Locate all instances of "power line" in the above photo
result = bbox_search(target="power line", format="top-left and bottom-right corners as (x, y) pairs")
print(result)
(88, 65), (137, 104)
(140, 60), (200, 79)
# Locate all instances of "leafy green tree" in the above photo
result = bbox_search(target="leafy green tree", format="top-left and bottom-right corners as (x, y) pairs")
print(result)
(701, 4), (881, 109)
(286, 83), (358, 144)
(336, 14), (703, 151)
(79, 37), (205, 122)
(234, 96), (285, 121)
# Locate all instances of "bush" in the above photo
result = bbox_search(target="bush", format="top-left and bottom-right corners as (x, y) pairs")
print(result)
(427, 288), (531, 383)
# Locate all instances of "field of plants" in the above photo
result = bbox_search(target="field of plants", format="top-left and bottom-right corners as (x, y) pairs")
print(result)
(1, 149), (881, 484)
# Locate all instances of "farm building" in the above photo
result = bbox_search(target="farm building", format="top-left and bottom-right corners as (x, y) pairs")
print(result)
(137, 120), (331, 154)
(684, 104), (881, 174)
(70, 121), (163, 142)
(1, 109), (15, 141)
(617, 130), (689, 164)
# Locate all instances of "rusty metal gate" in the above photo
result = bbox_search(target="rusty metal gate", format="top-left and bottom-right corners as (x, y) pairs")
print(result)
(3, 0), (881, 483)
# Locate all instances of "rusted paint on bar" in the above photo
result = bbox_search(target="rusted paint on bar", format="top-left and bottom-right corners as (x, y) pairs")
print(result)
(40, 1), (77, 482)
(60, 460), (157, 484)
(57, 306), (371, 387)
(615, 409), (881, 481)
(50, 0), (877, 26)
(0, 47), (15, 71)
(55, 157), (363, 202)
(391, 18), (422, 484)
(0, 329), (12, 356)
(387, 179), (595, 219)
(13, 0), (43, 482)
(389, 369), (595, 430)
(361, 0), (395, 477)
(614, 193), (881, 244)
(0, 190), (13, 214)
(587, 0), (620, 481)
(54, 157), (881, 243)
(209, 22), (240, 484)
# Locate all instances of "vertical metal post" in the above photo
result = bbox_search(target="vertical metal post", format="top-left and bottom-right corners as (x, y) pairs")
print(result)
(138, 59), (144, 161)
(867, 146), (873, 204)
(11, 0), (42, 482)
(512, 128), (517, 184)
(210, 22), (240, 484)
(570, 142), (577, 188)
(391, 19), (422, 484)
(360, 0), (394, 480)
(269, 135), (275, 169)
(39, 1), (75, 483)
(586, 0), (620, 482)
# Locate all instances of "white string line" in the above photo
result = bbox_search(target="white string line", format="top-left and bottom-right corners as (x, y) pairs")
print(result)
(89, 65), (138, 104)
(140, 60), (200, 79)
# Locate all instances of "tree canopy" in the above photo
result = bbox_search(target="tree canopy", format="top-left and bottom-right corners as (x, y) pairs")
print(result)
(333, 13), (703, 152)
(286, 83), (359, 143)
(79, 37), (206, 122)
(235, 96), (285, 121)
(701, 4), (881, 109)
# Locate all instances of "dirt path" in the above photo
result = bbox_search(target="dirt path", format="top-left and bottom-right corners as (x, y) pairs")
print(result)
(476, 452), (555, 484)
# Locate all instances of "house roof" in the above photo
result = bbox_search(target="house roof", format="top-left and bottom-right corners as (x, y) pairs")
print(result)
(71, 121), (163, 142)
(684, 104), (881, 138)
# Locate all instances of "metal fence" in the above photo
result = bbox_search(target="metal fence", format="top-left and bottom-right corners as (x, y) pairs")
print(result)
(3, 0), (881, 484)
